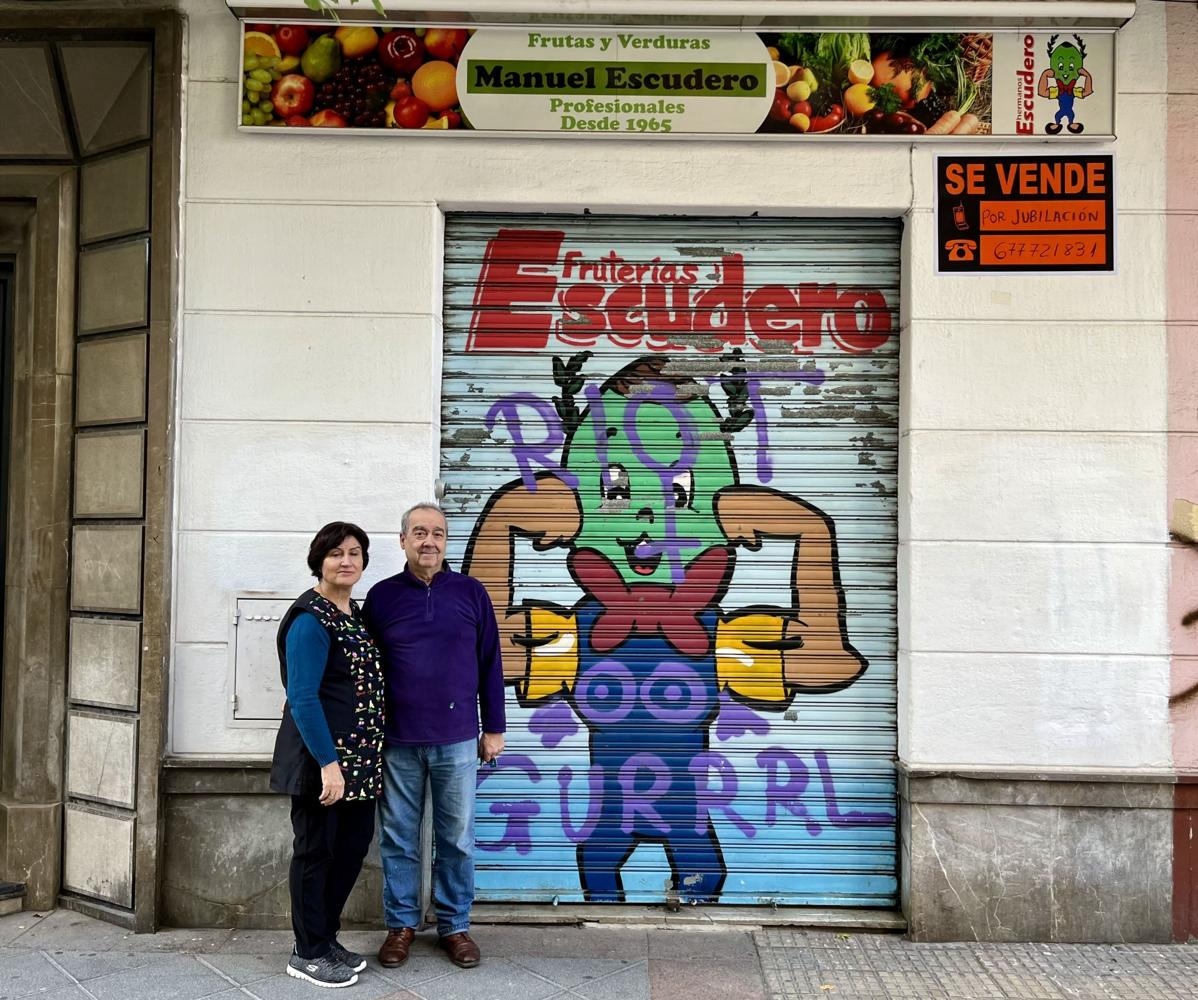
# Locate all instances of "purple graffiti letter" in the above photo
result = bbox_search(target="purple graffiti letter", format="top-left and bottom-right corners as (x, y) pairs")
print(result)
(484, 393), (577, 490)
(757, 747), (822, 837)
(815, 750), (893, 828)
(690, 750), (756, 838)
(618, 753), (672, 836)
(558, 764), (605, 844)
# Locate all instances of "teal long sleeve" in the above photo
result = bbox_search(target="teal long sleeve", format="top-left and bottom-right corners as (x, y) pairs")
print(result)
(285, 613), (339, 767)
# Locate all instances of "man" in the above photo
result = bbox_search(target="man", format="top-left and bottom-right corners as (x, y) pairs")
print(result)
(364, 502), (505, 969)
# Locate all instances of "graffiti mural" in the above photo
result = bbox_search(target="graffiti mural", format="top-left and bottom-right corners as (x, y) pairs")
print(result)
(443, 217), (899, 907)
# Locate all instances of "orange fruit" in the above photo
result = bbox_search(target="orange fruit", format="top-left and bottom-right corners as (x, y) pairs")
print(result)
(771, 60), (790, 87)
(412, 60), (458, 112)
(243, 31), (281, 59)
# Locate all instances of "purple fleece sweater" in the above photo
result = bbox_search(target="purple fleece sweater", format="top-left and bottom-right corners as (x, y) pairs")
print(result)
(363, 565), (506, 746)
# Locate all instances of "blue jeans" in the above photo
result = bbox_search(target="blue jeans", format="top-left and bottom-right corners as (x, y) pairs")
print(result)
(379, 738), (478, 936)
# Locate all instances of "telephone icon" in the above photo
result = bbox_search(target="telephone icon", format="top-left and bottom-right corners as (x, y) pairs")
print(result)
(944, 239), (977, 262)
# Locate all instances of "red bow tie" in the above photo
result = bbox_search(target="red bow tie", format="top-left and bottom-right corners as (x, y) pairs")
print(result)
(567, 547), (730, 657)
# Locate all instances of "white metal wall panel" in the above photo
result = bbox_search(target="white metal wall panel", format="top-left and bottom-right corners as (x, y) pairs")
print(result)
(442, 214), (899, 907)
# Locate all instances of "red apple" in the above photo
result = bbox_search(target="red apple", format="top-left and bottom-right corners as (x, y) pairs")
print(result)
(423, 28), (468, 62)
(275, 25), (309, 57)
(378, 30), (424, 75)
(310, 109), (348, 127)
(270, 74), (315, 118)
(284, 114), (311, 126)
(768, 90), (792, 123)
(393, 95), (430, 128)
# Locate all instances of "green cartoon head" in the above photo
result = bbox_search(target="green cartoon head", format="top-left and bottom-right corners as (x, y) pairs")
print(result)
(561, 357), (744, 587)
(1048, 34), (1087, 85)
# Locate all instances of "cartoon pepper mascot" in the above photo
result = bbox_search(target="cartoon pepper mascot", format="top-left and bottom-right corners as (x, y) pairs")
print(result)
(1037, 34), (1093, 135)
(462, 354), (866, 903)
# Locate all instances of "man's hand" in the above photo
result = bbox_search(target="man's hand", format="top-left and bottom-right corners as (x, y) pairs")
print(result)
(319, 761), (345, 806)
(479, 732), (505, 764)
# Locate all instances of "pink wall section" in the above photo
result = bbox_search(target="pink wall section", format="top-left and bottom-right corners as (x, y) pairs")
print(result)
(1169, 2), (1198, 770)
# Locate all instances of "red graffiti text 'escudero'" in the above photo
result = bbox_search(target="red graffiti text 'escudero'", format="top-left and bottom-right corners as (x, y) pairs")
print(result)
(467, 229), (893, 355)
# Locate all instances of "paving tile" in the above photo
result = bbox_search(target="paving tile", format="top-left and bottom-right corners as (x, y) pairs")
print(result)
(367, 939), (460, 987)
(0, 913), (50, 948)
(5, 989), (90, 1000)
(648, 957), (766, 1000)
(0, 950), (72, 999)
(413, 959), (564, 1000)
(113, 927), (233, 953)
(42, 949), (176, 981)
(82, 953), (231, 1000)
(510, 957), (641, 990)
(196, 952), (286, 986)
(2, 912), (129, 953)
(571, 963), (651, 1000)
(646, 929), (758, 961)
(480, 926), (649, 960)
(217, 931), (296, 955)
(243, 968), (403, 999)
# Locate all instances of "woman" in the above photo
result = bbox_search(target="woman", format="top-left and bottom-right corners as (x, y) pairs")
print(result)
(270, 521), (385, 988)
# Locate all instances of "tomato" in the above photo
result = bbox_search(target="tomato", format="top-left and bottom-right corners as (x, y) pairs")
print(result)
(284, 114), (311, 126)
(423, 27), (468, 62)
(270, 74), (315, 118)
(274, 25), (309, 56)
(393, 95), (430, 128)
(768, 90), (792, 123)
(389, 79), (412, 102)
(792, 100), (813, 118)
(441, 110), (462, 128)
(378, 30), (424, 75)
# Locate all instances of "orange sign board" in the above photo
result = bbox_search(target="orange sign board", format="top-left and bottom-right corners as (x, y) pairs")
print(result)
(936, 155), (1114, 273)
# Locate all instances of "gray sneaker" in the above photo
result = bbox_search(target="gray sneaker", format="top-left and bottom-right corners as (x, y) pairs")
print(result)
(287, 951), (359, 988)
(328, 941), (367, 973)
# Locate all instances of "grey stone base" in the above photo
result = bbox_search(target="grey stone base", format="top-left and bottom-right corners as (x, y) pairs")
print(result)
(0, 799), (61, 911)
(900, 765), (1173, 943)
(161, 763), (383, 929)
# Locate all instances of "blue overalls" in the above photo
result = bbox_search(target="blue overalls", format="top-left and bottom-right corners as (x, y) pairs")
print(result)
(566, 599), (727, 903)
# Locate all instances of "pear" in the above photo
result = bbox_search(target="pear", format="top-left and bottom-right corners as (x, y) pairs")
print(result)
(301, 35), (341, 84)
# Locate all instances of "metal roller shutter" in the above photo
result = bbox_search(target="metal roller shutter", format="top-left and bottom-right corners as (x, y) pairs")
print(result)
(441, 213), (899, 908)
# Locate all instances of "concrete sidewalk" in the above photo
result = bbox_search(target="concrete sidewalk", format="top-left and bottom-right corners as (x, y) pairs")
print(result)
(2, 909), (1197, 1000)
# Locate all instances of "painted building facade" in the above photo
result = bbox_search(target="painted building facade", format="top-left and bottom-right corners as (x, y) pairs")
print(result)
(0, 0), (1196, 941)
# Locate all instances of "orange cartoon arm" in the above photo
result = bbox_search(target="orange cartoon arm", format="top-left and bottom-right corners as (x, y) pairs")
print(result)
(714, 484), (867, 694)
(1037, 68), (1053, 99)
(461, 473), (582, 696)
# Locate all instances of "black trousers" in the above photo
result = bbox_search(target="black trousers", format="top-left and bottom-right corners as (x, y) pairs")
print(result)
(289, 795), (376, 959)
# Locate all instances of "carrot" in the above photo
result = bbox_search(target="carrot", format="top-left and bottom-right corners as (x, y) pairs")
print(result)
(926, 110), (961, 135)
(951, 113), (981, 135)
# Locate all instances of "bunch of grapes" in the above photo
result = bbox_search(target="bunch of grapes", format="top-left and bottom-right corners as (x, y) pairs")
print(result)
(316, 60), (393, 128)
(242, 55), (282, 126)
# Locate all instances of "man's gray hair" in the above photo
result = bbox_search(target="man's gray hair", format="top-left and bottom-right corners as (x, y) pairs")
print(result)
(401, 502), (446, 535)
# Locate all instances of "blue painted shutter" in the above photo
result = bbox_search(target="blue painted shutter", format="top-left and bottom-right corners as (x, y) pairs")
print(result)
(442, 214), (899, 908)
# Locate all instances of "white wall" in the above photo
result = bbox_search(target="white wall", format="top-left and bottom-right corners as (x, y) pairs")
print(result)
(172, 0), (1171, 768)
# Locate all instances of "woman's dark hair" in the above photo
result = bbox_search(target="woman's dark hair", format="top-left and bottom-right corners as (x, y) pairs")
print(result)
(307, 521), (370, 579)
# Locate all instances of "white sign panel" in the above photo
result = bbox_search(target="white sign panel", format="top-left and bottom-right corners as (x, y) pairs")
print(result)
(456, 29), (775, 134)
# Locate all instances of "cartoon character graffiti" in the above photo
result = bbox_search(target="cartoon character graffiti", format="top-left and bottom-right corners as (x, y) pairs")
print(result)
(461, 352), (868, 903)
(1038, 34), (1094, 135)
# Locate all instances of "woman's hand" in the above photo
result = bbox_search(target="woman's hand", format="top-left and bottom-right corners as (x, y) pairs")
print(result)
(319, 761), (345, 806)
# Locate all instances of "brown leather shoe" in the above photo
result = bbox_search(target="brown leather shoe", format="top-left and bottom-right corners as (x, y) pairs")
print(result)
(439, 931), (480, 968)
(377, 927), (416, 968)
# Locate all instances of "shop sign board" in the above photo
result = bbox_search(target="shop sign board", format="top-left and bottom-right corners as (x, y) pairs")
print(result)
(935, 154), (1115, 273)
(239, 24), (1116, 139)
